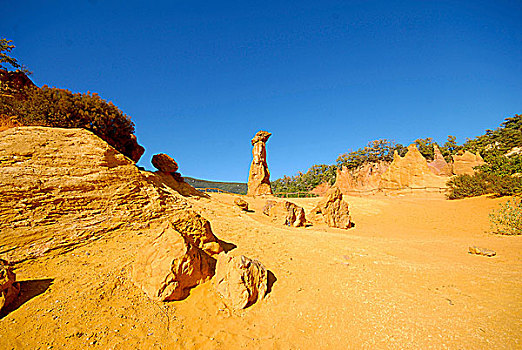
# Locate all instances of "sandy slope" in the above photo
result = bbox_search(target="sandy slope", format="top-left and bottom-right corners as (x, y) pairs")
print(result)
(1, 194), (520, 349)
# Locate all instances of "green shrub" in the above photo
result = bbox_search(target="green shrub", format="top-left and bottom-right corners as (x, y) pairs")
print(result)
(0, 85), (137, 160)
(447, 172), (522, 199)
(489, 197), (522, 235)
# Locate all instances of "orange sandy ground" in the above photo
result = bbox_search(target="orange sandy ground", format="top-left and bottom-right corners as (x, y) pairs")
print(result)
(1, 193), (520, 349)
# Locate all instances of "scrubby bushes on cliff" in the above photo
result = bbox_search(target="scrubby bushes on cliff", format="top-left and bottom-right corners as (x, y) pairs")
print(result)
(0, 85), (140, 161)
(271, 164), (337, 194)
(336, 139), (407, 170)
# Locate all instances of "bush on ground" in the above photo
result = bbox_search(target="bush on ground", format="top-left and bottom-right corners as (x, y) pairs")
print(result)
(489, 197), (522, 235)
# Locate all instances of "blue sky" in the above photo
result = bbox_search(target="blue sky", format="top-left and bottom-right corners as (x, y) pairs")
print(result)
(1, 0), (521, 182)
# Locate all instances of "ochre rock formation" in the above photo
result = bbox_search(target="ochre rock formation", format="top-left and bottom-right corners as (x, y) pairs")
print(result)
(131, 218), (222, 301)
(334, 162), (389, 194)
(310, 187), (353, 229)
(262, 200), (307, 227)
(247, 131), (273, 196)
(0, 259), (20, 313)
(310, 182), (332, 196)
(152, 153), (179, 173)
(428, 144), (452, 176)
(452, 151), (485, 176)
(0, 126), (216, 300)
(234, 198), (249, 211)
(214, 253), (268, 310)
(380, 144), (448, 189)
(125, 134), (145, 163)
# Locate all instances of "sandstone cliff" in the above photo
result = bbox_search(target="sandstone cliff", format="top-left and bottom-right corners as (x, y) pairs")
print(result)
(452, 151), (485, 175)
(0, 127), (210, 266)
(333, 161), (390, 193)
(380, 144), (448, 190)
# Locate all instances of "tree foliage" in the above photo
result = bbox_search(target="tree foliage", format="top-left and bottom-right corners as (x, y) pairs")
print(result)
(0, 38), (30, 73)
(271, 164), (337, 193)
(336, 139), (407, 170)
(0, 85), (137, 159)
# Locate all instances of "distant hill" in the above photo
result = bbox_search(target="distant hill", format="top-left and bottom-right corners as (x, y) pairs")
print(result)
(184, 177), (247, 195)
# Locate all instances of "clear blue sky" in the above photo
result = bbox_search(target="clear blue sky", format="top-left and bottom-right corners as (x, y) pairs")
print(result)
(1, 0), (521, 182)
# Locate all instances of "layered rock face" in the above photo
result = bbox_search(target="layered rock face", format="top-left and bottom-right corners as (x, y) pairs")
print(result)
(428, 144), (452, 176)
(247, 131), (273, 196)
(0, 126), (219, 299)
(214, 254), (268, 310)
(0, 259), (20, 313)
(310, 187), (353, 229)
(452, 151), (485, 176)
(380, 144), (448, 189)
(262, 200), (307, 227)
(334, 162), (390, 193)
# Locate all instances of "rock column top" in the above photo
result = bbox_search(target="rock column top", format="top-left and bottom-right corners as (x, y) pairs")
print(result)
(251, 131), (272, 145)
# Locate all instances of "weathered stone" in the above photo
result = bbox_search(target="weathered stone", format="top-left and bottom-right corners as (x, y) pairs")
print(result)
(132, 221), (218, 301)
(468, 246), (496, 257)
(247, 131), (273, 196)
(151, 153), (179, 173)
(310, 187), (353, 229)
(0, 127), (206, 263)
(263, 200), (307, 227)
(334, 162), (389, 194)
(310, 182), (332, 196)
(234, 198), (249, 211)
(452, 151), (485, 176)
(380, 144), (448, 189)
(125, 134), (145, 163)
(428, 144), (453, 176)
(0, 259), (20, 313)
(214, 253), (268, 310)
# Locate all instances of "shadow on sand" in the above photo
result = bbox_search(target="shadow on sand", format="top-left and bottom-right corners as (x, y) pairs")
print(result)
(0, 278), (54, 319)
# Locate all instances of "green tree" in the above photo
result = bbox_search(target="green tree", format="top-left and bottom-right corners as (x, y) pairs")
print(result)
(0, 38), (30, 73)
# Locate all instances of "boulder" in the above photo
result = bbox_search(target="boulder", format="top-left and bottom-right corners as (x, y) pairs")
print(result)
(263, 200), (307, 227)
(428, 144), (453, 176)
(125, 134), (145, 163)
(380, 144), (448, 189)
(247, 131), (273, 196)
(132, 214), (223, 301)
(151, 153), (179, 173)
(452, 151), (485, 176)
(310, 187), (353, 229)
(468, 246), (496, 257)
(234, 198), (249, 211)
(0, 259), (20, 313)
(214, 253), (268, 310)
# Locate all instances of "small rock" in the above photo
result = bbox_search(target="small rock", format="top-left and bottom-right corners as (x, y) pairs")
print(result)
(234, 198), (249, 211)
(214, 253), (268, 310)
(151, 153), (179, 173)
(0, 259), (20, 313)
(468, 246), (496, 257)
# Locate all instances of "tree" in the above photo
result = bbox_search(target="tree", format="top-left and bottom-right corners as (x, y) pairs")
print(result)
(0, 38), (30, 73)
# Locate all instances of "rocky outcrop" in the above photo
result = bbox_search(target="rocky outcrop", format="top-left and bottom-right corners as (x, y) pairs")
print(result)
(334, 162), (389, 193)
(263, 200), (307, 227)
(452, 151), (485, 176)
(380, 144), (448, 189)
(310, 187), (353, 229)
(0, 127), (205, 263)
(468, 246), (496, 257)
(428, 145), (452, 176)
(214, 253), (268, 310)
(152, 153), (179, 173)
(125, 134), (145, 163)
(234, 198), (249, 211)
(310, 182), (332, 196)
(247, 131), (273, 196)
(0, 259), (19, 313)
(132, 217), (223, 301)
